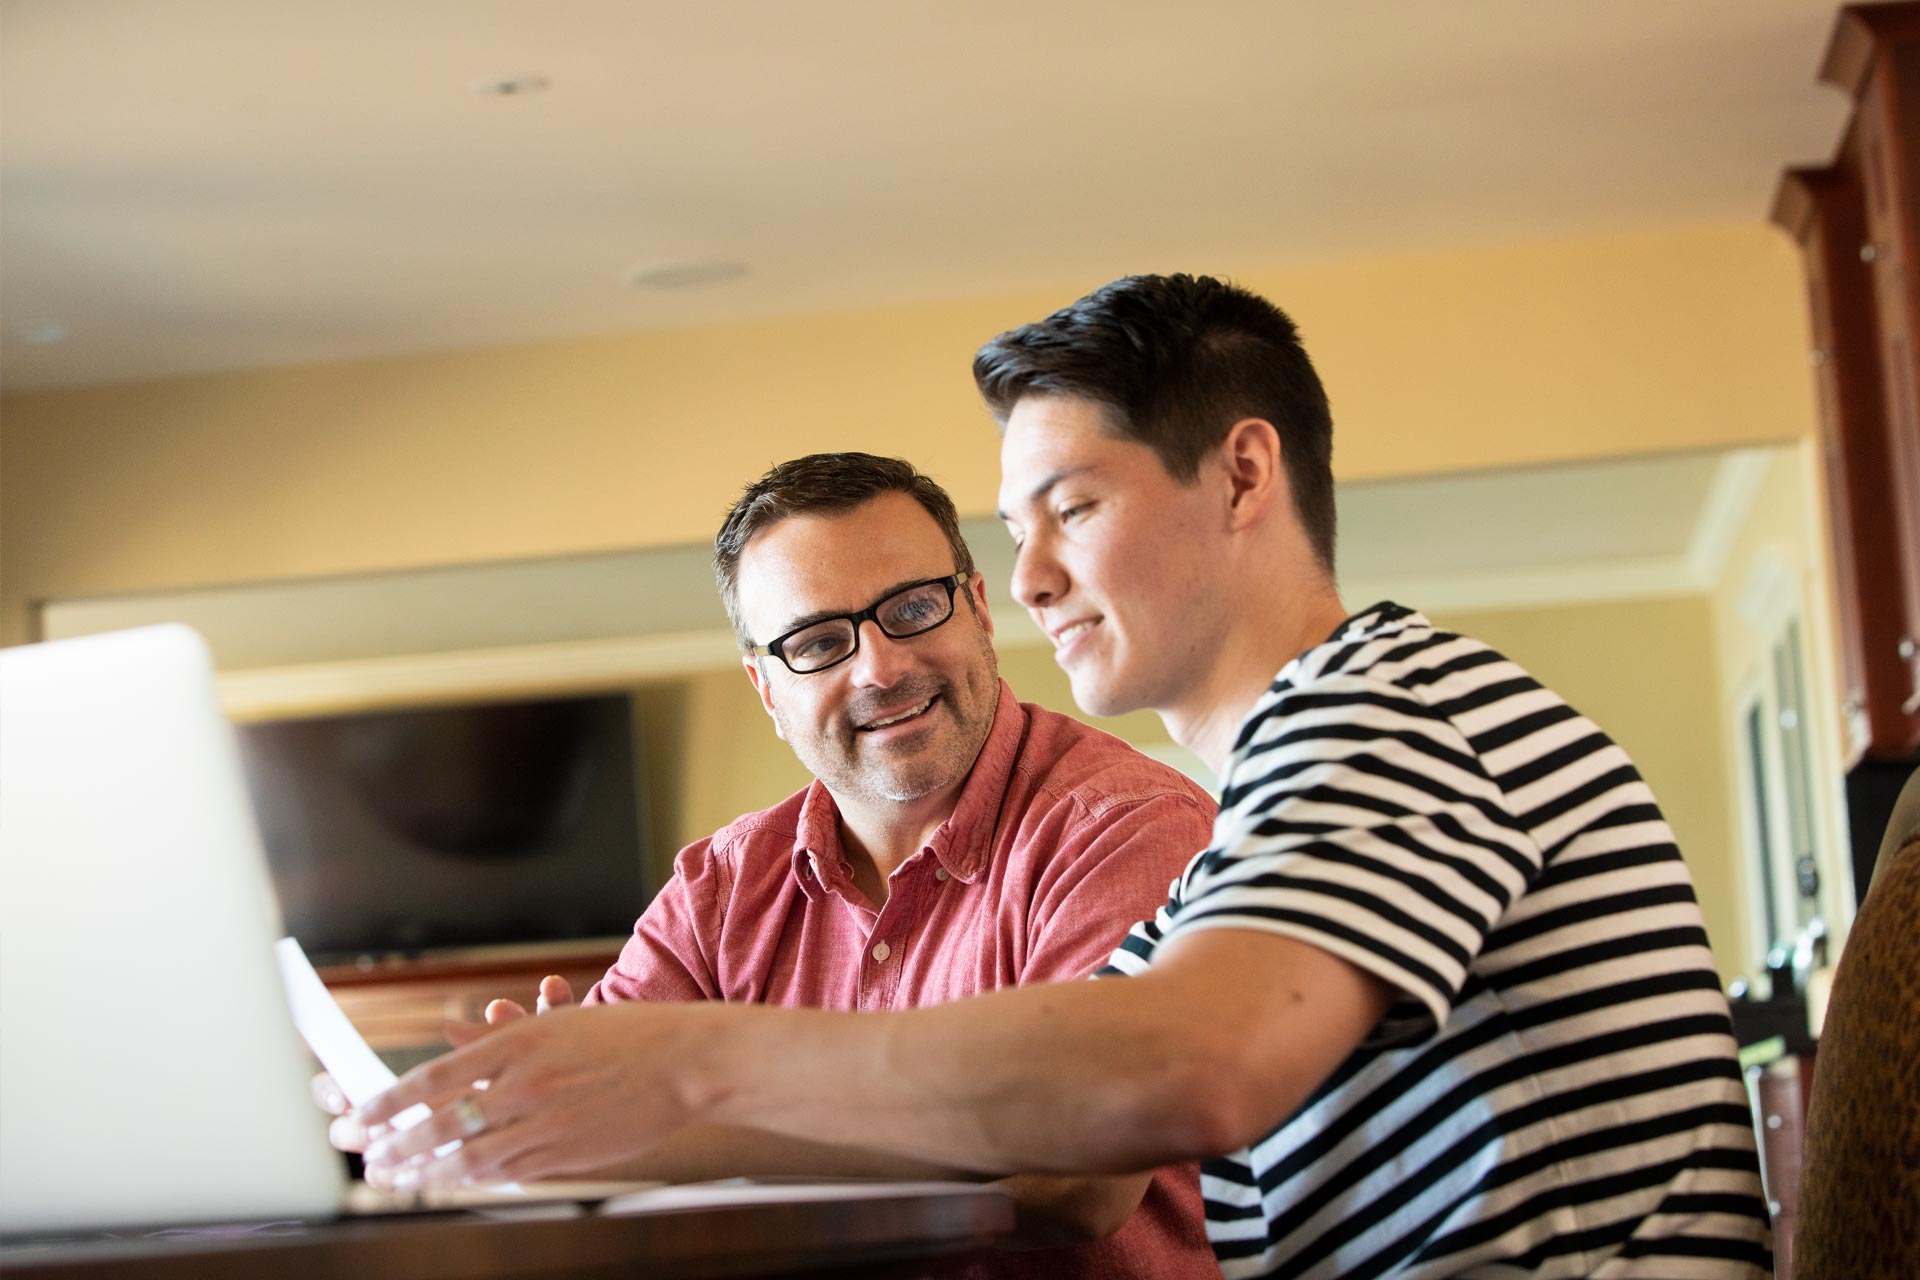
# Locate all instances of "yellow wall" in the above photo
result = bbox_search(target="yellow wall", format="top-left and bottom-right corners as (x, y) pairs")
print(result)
(1430, 598), (1743, 984)
(0, 221), (1813, 644)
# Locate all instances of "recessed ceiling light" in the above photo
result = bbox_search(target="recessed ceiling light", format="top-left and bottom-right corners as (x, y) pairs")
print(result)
(626, 260), (750, 290)
(9, 320), (68, 345)
(473, 74), (550, 97)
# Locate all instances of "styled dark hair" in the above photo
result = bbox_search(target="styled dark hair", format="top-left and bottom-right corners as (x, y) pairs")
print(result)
(973, 273), (1336, 569)
(714, 452), (976, 648)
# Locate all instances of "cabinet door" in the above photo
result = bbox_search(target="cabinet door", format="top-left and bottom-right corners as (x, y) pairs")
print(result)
(1804, 169), (1880, 761)
(1781, 159), (1917, 761)
(1853, 51), (1920, 749)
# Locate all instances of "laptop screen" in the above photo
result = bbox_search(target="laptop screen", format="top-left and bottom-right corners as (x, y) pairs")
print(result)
(0, 625), (344, 1234)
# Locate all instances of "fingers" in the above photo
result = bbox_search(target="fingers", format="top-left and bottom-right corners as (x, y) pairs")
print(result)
(365, 1095), (489, 1168)
(485, 998), (530, 1025)
(310, 1072), (348, 1117)
(362, 1036), (506, 1128)
(314, 1071), (372, 1153)
(536, 974), (576, 1014)
(374, 1115), (555, 1191)
(362, 1088), (552, 1189)
(329, 1110), (370, 1154)
(448, 990), (534, 1047)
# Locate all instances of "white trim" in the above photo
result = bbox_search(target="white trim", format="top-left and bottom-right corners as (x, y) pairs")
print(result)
(1340, 555), (1701, 615)
(1686, 449), (1772, 588)
(217, 629), (741, 720)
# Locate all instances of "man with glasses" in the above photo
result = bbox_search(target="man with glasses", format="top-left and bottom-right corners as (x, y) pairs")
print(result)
(332, 452), (1220, 1277)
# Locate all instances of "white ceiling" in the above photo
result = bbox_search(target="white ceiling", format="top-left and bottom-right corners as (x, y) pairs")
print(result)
(0, 0), (1848, 391)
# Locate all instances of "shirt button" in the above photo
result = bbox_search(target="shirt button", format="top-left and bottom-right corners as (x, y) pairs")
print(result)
(934, 867), (950, 883)
(871, 941), (892, 962)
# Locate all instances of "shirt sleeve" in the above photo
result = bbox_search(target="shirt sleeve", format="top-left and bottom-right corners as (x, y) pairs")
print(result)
(1016, 788), (1218, 985)
(1151, 675), (1543, 1044)
(581, 836), (728, 1005)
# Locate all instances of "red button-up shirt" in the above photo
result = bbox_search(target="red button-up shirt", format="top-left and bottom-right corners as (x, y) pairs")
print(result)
(586, 681), (1218, 1277)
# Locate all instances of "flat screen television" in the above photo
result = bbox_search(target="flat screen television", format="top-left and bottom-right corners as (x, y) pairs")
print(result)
(236, 693), (649, 964)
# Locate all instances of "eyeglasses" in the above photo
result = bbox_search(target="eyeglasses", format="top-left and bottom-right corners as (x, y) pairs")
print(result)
(749, 572), (975, 674)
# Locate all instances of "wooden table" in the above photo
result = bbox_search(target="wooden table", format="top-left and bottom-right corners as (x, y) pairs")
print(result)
(0, 1183), (1016, 1279)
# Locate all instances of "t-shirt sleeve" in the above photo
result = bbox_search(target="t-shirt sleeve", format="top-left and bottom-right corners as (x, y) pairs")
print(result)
(581, 837), (727, 1005)
(1017, 788), (1218, 985)
(1147, 675), (1543, 1044)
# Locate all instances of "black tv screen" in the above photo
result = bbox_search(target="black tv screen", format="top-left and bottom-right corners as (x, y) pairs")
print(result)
(236, 693), (649, 964)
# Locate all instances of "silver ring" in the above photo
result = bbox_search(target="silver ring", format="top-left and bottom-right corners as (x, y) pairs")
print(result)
(452, 1095), (486, 1138)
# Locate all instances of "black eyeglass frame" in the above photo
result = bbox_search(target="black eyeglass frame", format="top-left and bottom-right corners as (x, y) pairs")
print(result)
(748, 571), (976, 674)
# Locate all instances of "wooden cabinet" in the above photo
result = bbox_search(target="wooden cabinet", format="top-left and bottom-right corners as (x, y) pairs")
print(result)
(1777, 165), (1902, 760)
(1774, 2), (1920, 762)
(319, 942), (623, 1053)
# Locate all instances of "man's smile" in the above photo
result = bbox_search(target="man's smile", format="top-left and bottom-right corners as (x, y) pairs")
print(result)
(855, 694), (939, 733)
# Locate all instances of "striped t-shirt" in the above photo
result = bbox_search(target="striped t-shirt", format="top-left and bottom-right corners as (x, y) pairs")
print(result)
(1107, 602), (1772, 1279)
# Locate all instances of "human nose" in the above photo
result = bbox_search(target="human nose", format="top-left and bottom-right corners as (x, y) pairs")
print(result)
(843, 618), (917, 687)
(1010, 532), (1066, 613)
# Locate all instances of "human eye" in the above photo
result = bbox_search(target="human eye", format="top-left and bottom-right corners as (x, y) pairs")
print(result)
(1056, 499), (1094, 524)
(886, 588), (943, 624)
(785, 624), (851, 665)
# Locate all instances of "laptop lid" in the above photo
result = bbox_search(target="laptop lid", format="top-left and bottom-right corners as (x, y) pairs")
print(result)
(0, 625), (344, 1234)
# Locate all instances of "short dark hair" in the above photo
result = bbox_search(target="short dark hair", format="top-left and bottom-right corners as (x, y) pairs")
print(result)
(714, 452), (976, 649)
(973, 273), (1336, 569)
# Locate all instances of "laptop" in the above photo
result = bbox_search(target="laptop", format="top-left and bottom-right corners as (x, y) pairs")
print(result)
(0, 624), (971, 1247)
(0, 625), (345, 1234)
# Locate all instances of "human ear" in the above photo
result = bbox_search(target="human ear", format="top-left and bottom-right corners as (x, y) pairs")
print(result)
(741, 654), (786, 739)
(1219, 417), (1284, 530)
(967, 572), (995, 639)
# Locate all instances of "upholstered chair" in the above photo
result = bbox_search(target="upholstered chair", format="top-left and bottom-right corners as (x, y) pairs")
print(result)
(1794, 765), (1920, 1280)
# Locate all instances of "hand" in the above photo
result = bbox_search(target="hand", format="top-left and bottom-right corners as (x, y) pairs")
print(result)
(315, 975), (577, 1160)
(360, 1001), (701, 1190)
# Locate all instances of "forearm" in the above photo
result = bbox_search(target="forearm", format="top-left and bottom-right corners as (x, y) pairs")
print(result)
(359, 929), (1389, 1192)
(683, 971), (1239, 1175)
(679, 930), (1390, 1176)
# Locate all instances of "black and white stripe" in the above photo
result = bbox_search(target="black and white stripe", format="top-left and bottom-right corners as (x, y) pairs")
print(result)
(1106, 603), (1771, 1279)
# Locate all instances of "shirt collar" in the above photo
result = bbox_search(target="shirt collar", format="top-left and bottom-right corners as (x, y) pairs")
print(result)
(786, 680), (1024, 895)
(789, 781), (847, 902)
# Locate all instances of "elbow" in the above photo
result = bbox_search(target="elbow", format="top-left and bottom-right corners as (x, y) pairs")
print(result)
(1122, 1028), (1289, 1165)
(1191, 1047), (1289, 1157)
(1000, 1172), (1149, 1248)
(1069, 1195), (1140, 1245)
(1159, 1089), (1264, 1166)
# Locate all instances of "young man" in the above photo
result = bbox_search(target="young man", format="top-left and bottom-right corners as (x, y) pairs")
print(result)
(331, 452), (1220, 1278)
(364, 279), (1772, 1278)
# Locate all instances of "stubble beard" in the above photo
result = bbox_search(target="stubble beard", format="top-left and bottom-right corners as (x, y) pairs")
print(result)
(775, 632), (999, 807)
